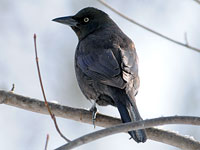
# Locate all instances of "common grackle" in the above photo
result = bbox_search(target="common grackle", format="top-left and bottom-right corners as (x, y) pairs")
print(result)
(53, 7), (147, 143)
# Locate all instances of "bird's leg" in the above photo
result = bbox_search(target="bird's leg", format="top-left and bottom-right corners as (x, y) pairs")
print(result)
(89, 102), (97, 128)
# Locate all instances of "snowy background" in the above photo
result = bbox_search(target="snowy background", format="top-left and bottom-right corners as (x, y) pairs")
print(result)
(0, 0), (200, 150)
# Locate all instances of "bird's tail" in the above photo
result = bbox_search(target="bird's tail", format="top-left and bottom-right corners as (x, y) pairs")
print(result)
(114, 90), (147, 143)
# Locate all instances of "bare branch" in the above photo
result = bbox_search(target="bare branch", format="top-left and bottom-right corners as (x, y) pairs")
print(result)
(147, 128), (200, 150)
(33, 34), (70, 142)
(0, 90), (199, 149)
(184, 32), (189, 46)
(10, 84), (15, 92)
(56, 116), (200, 150)
(44, 134), (49, 150)
(97, 0), (200, 53)
(194, 0), (200, 5)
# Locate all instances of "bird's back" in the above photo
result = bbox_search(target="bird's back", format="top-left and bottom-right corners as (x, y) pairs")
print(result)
(75, 23), (139, 104)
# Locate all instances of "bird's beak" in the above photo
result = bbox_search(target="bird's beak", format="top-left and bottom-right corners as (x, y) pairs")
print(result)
(52, 16), (78, 27)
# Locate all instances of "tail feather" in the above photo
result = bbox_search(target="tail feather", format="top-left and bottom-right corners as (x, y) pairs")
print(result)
(114, 90), (147, 143)
(127, 103), (147, 143)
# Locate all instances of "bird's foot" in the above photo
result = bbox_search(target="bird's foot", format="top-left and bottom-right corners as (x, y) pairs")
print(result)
(89, 104), (97, 128)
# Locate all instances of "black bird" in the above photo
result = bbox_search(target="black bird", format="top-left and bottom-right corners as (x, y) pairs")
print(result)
(53, 7), (147, 143)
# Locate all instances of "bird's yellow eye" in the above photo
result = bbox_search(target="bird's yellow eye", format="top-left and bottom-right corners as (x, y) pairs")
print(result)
(83, 17), (89, 23)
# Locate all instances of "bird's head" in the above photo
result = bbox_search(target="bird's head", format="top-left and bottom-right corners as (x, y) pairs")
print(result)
(52, 7), (113, 40)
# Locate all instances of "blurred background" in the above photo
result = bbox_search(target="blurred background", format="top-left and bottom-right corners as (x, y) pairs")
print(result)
(0, 0), (200, 149)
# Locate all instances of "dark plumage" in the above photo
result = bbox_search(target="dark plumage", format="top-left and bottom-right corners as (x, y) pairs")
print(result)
(53, 7), (147, 143)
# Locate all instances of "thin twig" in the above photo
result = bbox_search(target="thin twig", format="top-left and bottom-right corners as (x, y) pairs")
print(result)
(56, 116), (200, 150)
(33, 34), (70, 142)
(10, 84), (15, 92)
(184, 32), (189, 46)
(194, 0), (200, 5)
(0, 90), (199, 150)
(97, 0), (200, 53)
(45, 134), (49, 150)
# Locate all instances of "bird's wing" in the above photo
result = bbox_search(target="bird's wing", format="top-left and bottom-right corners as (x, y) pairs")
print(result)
(77, 48), (125, 88)
(119, 46), (139, 95)
(119, 47), (138, 82)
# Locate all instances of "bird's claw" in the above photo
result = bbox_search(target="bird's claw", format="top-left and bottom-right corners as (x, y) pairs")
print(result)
(90, 105), (97, 128)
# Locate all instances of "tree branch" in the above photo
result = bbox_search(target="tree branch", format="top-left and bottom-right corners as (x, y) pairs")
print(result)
(0, 90), (199, 149)
(194, 0), (200, 5)
(97, 0), (200, 53)
(33, 34), (70, 142)
(45, 134), (49, 150)
(56, 116), (200, 150)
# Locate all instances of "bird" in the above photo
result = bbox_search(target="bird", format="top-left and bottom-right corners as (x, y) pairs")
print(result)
(52, 7), (147, 143)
